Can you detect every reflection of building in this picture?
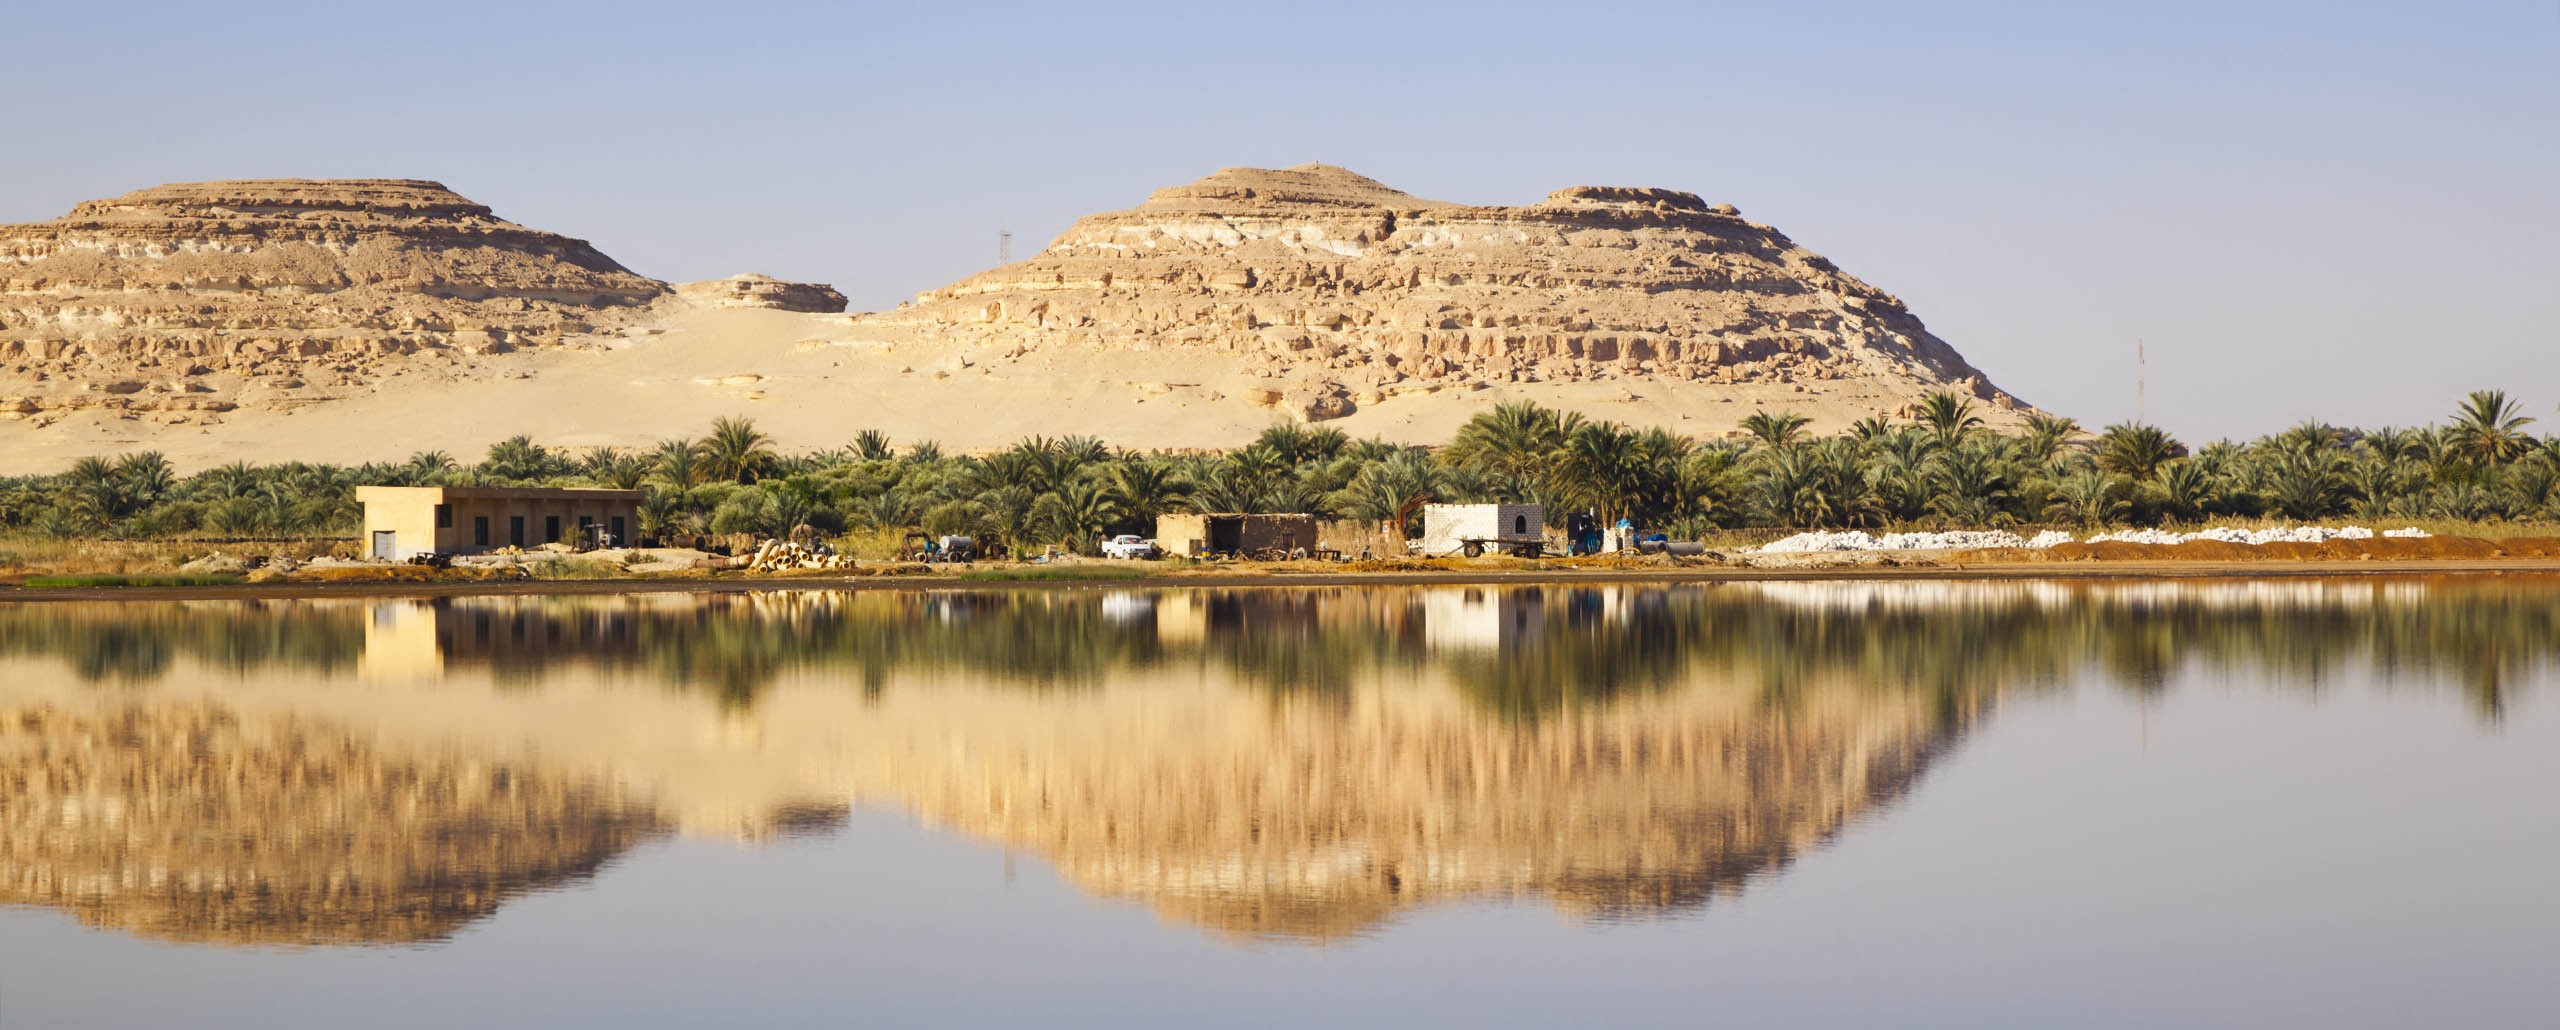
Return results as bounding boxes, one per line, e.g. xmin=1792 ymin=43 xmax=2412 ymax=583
xmin=356 ymin=485 xmax=644 ymax=559
xmin=361 ymin=600 xmax=443 ymax=679
xmin=1421 ymin=588 xmax=1546 ymax=652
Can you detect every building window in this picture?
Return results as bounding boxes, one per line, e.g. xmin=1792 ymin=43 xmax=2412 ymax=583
xmin=544 ymin=515 xmax=562 ymax=543
xmin=509 ymin=516 xmax=526 ymax=547
xmin=435 ymin=503 xmax=452 ymax=529
xmin=610 ymin=516 xmax=627 ymax=547
xmin=474 ymin=516 xmax=490 ymax=547
xmin=1514 ymin=514 xmax=1528 ymax=535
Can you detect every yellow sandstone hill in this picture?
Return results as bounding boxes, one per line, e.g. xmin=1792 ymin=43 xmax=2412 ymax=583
xmin=860 ymin=163 xmax=2022 ymax=422
xmin=0 ymin=168 xmax=2028 ymax=471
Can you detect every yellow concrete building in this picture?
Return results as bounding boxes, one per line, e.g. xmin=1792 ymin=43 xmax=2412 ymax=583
xmin=355 ymin=486 xmax=645 ymax=559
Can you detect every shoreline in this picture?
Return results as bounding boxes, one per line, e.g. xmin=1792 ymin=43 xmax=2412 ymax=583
xmin=8 ymin=557 xmax=2560 ymax=603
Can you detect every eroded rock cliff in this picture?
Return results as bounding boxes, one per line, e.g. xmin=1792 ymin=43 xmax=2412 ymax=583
xmin=0 ymin=179 xmax=666 ymax=425
xmin=855 ymin=163 xmax=2021 ymax=421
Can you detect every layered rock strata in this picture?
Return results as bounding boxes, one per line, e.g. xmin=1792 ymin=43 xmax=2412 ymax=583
xmin=856 ymin=163 xmax=2022 ymax=420
xmin=676 ymin=273 xmax=847 ymax=313
xmin=0 ymin=179 xmax=666 ymax=424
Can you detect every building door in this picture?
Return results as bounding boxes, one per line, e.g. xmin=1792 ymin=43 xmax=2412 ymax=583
xmin=474 ymin=516 xmax=490 ymax=547
xmin=370 ymin=530 xmax=397 ymax=560
xmin=610 ymin=516 xmax=627 ymax=548
xmin=509 ymin=516 xmax=526 ymax=547
xmin=545 ymin=515 xmax=562 ymax=544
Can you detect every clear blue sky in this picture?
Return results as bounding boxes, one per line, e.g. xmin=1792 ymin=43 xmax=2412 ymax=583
xmin=11 ymin=0 xmax=2554 ymax=440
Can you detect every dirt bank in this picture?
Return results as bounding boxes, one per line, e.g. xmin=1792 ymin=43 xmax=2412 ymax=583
xmin=8 ymin=551 xmax=2560 ymax=603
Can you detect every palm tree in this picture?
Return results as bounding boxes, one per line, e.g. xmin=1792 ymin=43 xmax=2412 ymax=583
xmin=2095 ymin=422 xmax=2188 ymax=481
xmin=1055 ymin=435 xmax=1113 ymax=467
xmin=2021 ymin=413 xmax=2081 ymax=464
xmin=1738 ymin=409 xmax=1812 ymax=451
xmin=403 ymin=450 xmax=458 ymax=484
xmin=1928 ymin=441 xmax=2014 ymax=526
xmin=1671 ymin=445 xmax=1745 ymax=532
xmin=2260 ymin=439 xmax=2354 ymax=519
xmin=1031 ymin=477 xmax=1123 ymax=552
xmin=2446 ymin=389 xmax=2536 ymax=466
xmin=62 ymin=456 xmax=124 ymax=529
xmin=480 ymin=435 xmax=553 ymax=483
xmin=1555 ymin=421 xmax=1647 ymax=526
xmin=1749 ymin=446 xmax=1835 ymax=527
xmin=851 ymin=429 xmax=894 ymax=462
xmin=2045 ymin=469 xmax=2132 ymax=528
xmin=651 ymin=438 xmax=705 ymax=490
xmin=1254 ymin=423 xmax=1349 ymax=466
xmin=591 ymin=454 xmax=651 ymax=490
xmin=1106 ymin=460 xmax=1192 ymax=528
xmin=115 ymin=453 xmax=175 ymax=511
xmin=1916 ymin=391 xmax=1985 ymax=449
xmin=1335 ymin=449 xmax=1446 ymax=542
xmin=1445 ymin=401 xmax=1578 ymax=497
xmin=702 ymin=416 xmax=776 ymax=483
xmin=2358 ymin=427 xmax=2424 ymax=467
xmin=1863 ymin=430 xmax=1936 ymax=523
xmin=2155 ymin=462 xmax=2213 ymax=523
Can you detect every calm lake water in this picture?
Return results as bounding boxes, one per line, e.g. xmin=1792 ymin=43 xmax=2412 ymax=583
xmin=3 ymin=577 xmax=2557 ymax=1028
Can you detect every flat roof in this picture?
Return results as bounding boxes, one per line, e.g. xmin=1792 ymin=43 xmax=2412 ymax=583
xmin=356 ymin=485 xmax=647 ymax=501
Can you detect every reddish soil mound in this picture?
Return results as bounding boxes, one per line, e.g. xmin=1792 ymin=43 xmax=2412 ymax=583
xmin=1969 ymin=536 xmax=2560 ymax=564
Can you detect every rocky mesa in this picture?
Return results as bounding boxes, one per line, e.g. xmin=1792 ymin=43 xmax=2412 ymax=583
xmin=676 ymin=273 xmax=848 ymax=313
xmin=0 ymin=179 xmax=668 ymax=424
xmin=851 ymin=163 xmax=2024 ymax=422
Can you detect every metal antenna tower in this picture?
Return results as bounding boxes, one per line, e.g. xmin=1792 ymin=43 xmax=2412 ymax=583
xmin=2137 ymin=340 xmax=2147 ymax=423
xmin=999 ymin=230 xmax=1012 ymax=264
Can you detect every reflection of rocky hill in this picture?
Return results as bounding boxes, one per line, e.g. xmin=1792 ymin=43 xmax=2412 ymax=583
xmin=10 ymin=577 xmax=2549 ymax=947
xmin=0 ymin=703 xmax=661 ymax=946
xmin=856 ymin=681 xmax=1964 ymax=941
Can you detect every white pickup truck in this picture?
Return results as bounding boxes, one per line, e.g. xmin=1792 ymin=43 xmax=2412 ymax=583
xmin=1100 ymin=534 xmax=1160 ymax=559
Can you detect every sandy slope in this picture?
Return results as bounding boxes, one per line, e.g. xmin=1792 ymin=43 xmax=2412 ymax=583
xmin=0 ymin=308 xmax=1988 ymax=473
